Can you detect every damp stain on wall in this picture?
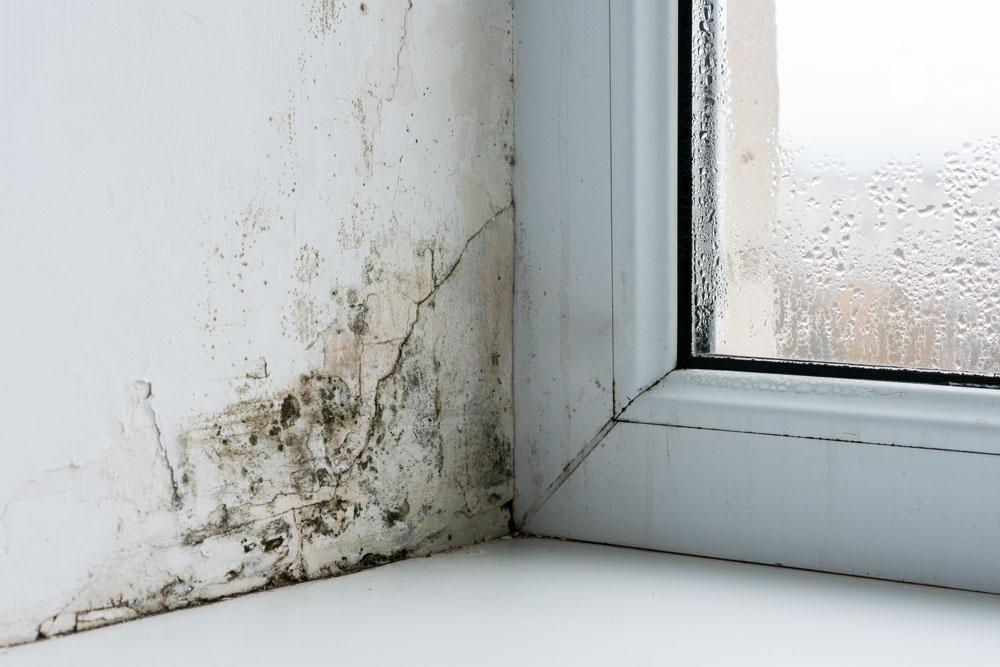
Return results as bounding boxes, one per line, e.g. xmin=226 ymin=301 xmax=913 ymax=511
xmin=0 ymin=0 xmax=514 ymax=648
xmin=32 ymin=207 xmax=513 ymax=642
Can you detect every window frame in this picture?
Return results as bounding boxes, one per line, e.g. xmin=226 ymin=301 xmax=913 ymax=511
xmin=680 ymin=1 xmax=1000 ymax=389
xmin=514 ymin=0 xmax=1000 ymax=594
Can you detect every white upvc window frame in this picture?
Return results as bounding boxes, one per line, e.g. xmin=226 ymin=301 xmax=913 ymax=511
xmin=513 ymin=0 xmax=1000 ymax=594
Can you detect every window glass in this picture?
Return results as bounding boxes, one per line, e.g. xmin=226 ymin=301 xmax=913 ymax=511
xmin=693 ymin=0 xmax=1000 ymax=375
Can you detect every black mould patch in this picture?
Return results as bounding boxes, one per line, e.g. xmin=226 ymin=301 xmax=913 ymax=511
xmin=348 ymin=300 xmax=370 ymax=336
xmin=262 ymin=536 xmax=284 ymax=552
xmin=265 ymin=569 xmax=303 ymax=589
xmin=182 ymin=504 xmax=232 ymax=547
xmin=467 ymin=424 xmax=513 ymax=492
xmin=263 ymin=517 xmax=292 ymax=550
xmin=160 ymin=578 xmax=194 ymax=599
xmin=280 ymin=394 xmax=301 ymax=428
xmin=342 ymin=549 xmax=409 ymax=574
xmin=177 ymin=372 xmax=360 ymax=507
xmin=296 ymin=497 xmax=354 ymax=541
xmin=381 ymin=499 xmax=410 ymax=527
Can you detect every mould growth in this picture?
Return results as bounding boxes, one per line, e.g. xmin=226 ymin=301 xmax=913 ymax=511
xmin=4 ymin=0 xmax=515 ymax=649
xmin=24 ymin=206 xmax=515 ymax=648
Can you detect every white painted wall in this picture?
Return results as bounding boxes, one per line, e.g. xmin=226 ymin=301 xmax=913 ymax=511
xmin=0 ymin=0 xmax=513 ymax=646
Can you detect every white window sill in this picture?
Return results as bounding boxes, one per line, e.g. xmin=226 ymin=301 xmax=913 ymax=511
xmin=4 ymin=537 xmax=998 ymax=666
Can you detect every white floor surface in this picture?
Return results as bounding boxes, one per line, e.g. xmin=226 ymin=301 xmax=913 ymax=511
xmin=3 ymin=536 xmax=1000 ymax=666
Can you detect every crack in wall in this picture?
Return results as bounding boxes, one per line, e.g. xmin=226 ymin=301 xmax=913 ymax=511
xmin=150 ymin=408 xmax=183 ymax=511
xmin=362 ymin=203 xmax=513 ymax=476
xmin=389 ymin=1 xmax=414 ymax=102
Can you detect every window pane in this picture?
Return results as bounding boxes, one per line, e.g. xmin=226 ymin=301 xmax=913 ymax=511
xmin=692 ymin=0 xmax=1000 ymax=374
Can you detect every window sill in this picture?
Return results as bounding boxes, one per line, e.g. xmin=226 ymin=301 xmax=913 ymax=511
xmin=5 ymin=537 xmax=999 ymax=666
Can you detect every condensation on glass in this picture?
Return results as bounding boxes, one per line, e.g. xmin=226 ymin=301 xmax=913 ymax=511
xmin=692 ymin=0 xmax=1000 ymax=374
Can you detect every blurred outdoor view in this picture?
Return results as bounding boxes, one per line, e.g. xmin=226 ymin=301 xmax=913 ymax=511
xmin=694 ymin=0 xmax=1000 ymax=374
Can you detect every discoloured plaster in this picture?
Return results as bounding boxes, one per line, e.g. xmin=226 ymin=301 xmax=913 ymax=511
xmin=24 ymin=208 xmax=512 ymax=644
xmin=0 ymin=0 xmax=513 ymax=648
